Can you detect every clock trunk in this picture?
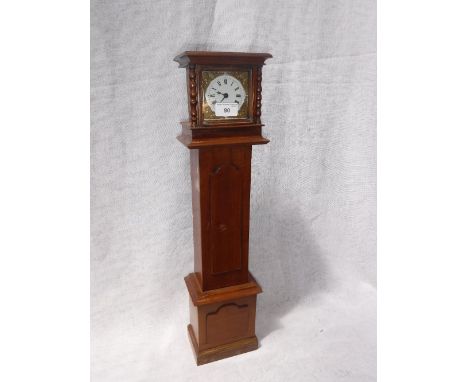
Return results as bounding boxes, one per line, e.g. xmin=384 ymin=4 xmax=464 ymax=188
xmin=191 ymin=146 xmax=252 ymax=290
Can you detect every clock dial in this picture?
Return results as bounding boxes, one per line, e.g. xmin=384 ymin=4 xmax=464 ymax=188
xmin=201 ymin=71 xmax=250 ymax=121
xmin=205 ymin=74 xmax=246 ymax=112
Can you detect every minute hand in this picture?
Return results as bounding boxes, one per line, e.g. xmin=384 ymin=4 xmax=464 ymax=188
xmin=219 ymin=92 xmax=229 ymax=102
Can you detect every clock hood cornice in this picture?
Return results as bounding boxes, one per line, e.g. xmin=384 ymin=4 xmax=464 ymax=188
xmin=174 ymin=51 xmax=272 ymax=67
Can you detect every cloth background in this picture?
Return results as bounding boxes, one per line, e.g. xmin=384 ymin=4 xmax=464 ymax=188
xmin=91 ymin=0 xmax=376 ymax=381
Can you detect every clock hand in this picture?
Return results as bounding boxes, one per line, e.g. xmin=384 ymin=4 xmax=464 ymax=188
xmin=219 ymin=93 xmax=229 ymax=102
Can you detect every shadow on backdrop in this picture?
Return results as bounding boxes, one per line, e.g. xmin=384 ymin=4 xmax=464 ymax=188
xmin=250 ymin=192 xmax=329 ymax=341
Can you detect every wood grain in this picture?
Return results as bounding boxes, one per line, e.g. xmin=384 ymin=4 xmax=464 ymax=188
xmin=184 ymin=272 xmax=262 ymax=307
xmin=188 ymin=325 xmax=259 ymax=366
xmin=190 ymin=146 xmax=252 ymax=290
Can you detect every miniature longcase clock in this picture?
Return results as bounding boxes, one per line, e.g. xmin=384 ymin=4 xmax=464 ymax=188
xmin=174 ymin=51 xmax=272 ymax=365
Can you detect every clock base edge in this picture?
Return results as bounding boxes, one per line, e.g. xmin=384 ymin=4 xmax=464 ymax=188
xmin=187 ymin=324 xmax=259 ymax=366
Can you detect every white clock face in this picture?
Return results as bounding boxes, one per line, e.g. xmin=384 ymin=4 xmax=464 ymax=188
xmin=204 ymin=74 xmax=246 ymax=112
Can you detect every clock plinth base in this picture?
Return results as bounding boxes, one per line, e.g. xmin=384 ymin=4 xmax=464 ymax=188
xmin=188 ymin=325 xmax=259 ymax=366
xmin=184 ymin=272 xmax=262 ymax=365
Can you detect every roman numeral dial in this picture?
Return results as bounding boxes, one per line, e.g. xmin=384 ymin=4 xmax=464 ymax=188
xmin=204 ymin=73 xmax=247 ymax=116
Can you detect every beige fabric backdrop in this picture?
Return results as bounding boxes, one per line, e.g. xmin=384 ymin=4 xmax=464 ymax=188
xmin=91 ymin=0 xmax=376 ymax=380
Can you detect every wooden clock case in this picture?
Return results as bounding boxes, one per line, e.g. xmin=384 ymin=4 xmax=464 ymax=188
xmin=174 ymin=51 xmax=272 ymax=365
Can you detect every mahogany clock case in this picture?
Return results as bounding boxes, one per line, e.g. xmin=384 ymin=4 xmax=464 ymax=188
xmin=175 ymin=51 xmax=272 ymax=365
